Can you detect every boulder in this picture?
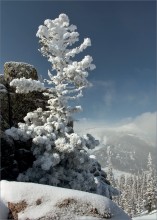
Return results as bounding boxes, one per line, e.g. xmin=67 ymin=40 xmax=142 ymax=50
xmin=1 ymin=62 xmax=48 ymax=130
xmin=1 ymin=62 xmax=45 ymax=180
xmin=1 ymin=132 xmax=16 ymax=180
xmin=0 ymin=74 xmax=7 ymax=86
xmin=1 ymin=132 xmax=35 ymax=181
xmin=4 ymin=62 xmax=38 ymax=82
xmin=9 ymin=91 xmax=48 ymax=128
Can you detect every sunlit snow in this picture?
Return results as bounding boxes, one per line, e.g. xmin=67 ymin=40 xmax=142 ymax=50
xmin=0 ymin=180 xmax=131 ymax=220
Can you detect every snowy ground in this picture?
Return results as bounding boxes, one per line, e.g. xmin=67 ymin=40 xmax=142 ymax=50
xmin=133 ymin=210 xmax=157 ymax=220
xmin=0 ymin=180 xmax=131 ymax=220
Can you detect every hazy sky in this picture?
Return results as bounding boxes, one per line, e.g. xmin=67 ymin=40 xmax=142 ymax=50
xmin=1 ymin=1 xmax=156 ymax=122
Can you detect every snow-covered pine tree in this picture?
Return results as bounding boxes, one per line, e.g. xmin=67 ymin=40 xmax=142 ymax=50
xmin=140 ymin=170 xmax=148 ymax=209
xmin=116 ymin=174 xmax=126 ymax=210
xmin=123 ymin=175 xmax=134 ymax=216
xmin=135 ymin=172 xmax=144 ymax=214
xmin=130 ymin=175 xmax=139 ymax=217
xmin=144 ymin=153 xmax=157 ymax=212
xmin=115 ymin=174 xmax=136 ymax=217
xmin=107 ymin=146 xmax=116 ymax=188
xmin=113 ymin=159 xmax=157 ymax=218
xmin=5 ymin=13 xmax=119 ymax=198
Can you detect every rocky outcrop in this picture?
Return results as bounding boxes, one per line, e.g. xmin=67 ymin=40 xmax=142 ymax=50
xmin=1 ymin=132 xmax=15 ymax=180
xmin=0 ymin=81 xmax=9 ymax=130
xmin=0 ymin=62 xmax=46 ymax=180
xmin=0 ymin=181 xmax=131 ymax=220
xmin=4 ymin=62 xmax=38 ymax=82
xmin=0 ymin=62 xmax=48 ymax=130
xmin=0 ymin=74 xmax=7 ymax=86
xmin=1 ymin=131 xmax=35 ymax=181
xmin=8 ymin=200 xmax=28 ymax=220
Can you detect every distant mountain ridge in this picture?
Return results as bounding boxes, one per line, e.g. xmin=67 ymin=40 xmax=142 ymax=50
xmin=75 ymin=124 xmax=156 ymax=174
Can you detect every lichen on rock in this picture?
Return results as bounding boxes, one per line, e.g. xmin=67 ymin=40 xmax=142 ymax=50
xmin=4 ymin=61 xmax=38 ymax=82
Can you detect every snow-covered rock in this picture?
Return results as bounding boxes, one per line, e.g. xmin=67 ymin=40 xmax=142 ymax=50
xmin=4 ymin=62 xmax=38 ymax=82
xmin=1 ymin=63 xmax=48 ymax=181
xmin=0 ymin=180 xmax=131 ymax=220
xmin=0 ymin=63 xmax=48 ymax=131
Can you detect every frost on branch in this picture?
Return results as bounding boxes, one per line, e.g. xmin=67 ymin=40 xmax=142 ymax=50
xmin=5 ymin=14 xmax=118 ymax=199
xmin=36 ymin=13 xmax=95 ymax=90
xmin=10 ymin=77 xmax=45 ymax=93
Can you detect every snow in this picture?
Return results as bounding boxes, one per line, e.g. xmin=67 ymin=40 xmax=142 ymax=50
xmin=10 ymin=77 xmax=45 ymax=93
xmin=133 ymin=210 xmax=157 ymax=220
xmin=0 ymin=180 xmax=131 ymax=220
xmin=5 ymin=61 xmax=35 ymax=68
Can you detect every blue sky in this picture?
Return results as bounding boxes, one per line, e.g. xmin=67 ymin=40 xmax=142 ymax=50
xmin=1 ymin=1 xmax=156 ymax=122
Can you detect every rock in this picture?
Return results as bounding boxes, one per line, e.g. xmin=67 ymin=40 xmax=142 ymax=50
xmin=0 ymin=83 xmax=10 ymax=131
xmin=1 ymin=132 xmax=15 ymax=180
xmin=4 ymin=62 xmax=38 ymax=82
xmin=8 ymin=201 xmax=28 ymax=220
xmin=1 ymin=132 xmax=34 ymax=181
xmin=0 ymin=83 xmax=7 ymax=93
xmin=1 ymin=62 xmax=48 ymax=130
xmin=1 ymin=181 xmax=131 ymax=220
xmin=0 ymin=74 xmax=7 ymax=86
xmin=9 ymin=91 xmax=48 ymax=128
xmin=0 ymin=62 xmax=46 ymax=181
xmin=0 ymin=76 xmax=8 ymax=131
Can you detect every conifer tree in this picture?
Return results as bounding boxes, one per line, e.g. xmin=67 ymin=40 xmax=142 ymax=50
xmin=107 ymin=146 xmax=116 ymax=187
xmin=5 ymin=14 xmax=119 ymax=198
xmin=134 ymin=173 xmax=143 ymax=215
xmin=144 ymin=153 xmax=157 ymax=212
xmin=113 ymin=159 xmax=157 ymax=217
xmin=141 ymin=170 xmax=148 ymax=207
xmin=116 ymin=174 xmax=126 ymax=210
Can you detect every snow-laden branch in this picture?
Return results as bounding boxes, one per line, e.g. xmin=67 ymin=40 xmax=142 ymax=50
xmin=36 ymin=13 xmax=96 ymax=93
xmin=10 ymin=77 xmax=45 ymax=93
xmin=65 ymin=38 xmax=91 ymax=59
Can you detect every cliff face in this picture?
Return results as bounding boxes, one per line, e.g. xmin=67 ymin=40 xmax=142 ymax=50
xmin=0 ymin=62 xmax=47 ymax=180
xmin=1 ymin=62 xmax=47 ymax=131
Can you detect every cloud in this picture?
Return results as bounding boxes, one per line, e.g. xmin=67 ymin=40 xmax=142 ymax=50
xmin=118 ymin=112 xmax=156 ymax=145
xmin=133 ymin=112 xmax=156 ymax=139
xmin=75 ymin=112 xmax=156 ymax=146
